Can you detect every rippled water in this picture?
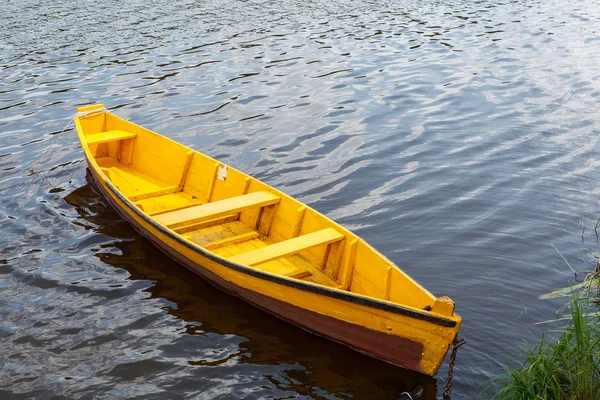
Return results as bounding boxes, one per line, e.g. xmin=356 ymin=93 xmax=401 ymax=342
xmin=3 ymin=0 xmax=600 ymax=398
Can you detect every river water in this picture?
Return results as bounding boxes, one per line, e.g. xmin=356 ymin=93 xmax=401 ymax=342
xmin=2 ymin=0 xmax=600 ymax=398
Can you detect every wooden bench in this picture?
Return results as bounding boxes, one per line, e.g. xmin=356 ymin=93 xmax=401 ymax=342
xmin=228 ymin=228 xmax=344 ymax=267
xmin=86 ymin=130 xmax=137 ymax=145
xmin=153 ymin=191 xmax=280 ymax=229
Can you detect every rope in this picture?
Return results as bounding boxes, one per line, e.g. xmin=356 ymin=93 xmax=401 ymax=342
xmin=29 ymin=107 xmax=109 ymax=175
xmin=397 ymin=384 xmax=423 ymax=400
xmin=442 ymin=337 xmax=466 ymax=400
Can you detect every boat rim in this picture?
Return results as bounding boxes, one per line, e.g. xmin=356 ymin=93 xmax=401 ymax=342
xmin=91 ymin=169 xmax=457 ymax=328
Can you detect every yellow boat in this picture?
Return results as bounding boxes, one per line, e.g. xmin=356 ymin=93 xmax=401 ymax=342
xmin=74 ymin=104 xmax=461 ymax=376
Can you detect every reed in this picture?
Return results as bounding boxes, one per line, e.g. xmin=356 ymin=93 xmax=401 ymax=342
xmin=489 ymin=276 xmax=600 ymax=399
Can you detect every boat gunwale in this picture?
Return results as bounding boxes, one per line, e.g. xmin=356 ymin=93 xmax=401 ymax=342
xmin=96 ymin=173 xmax=457 ymax=328
xmin=89 ymin=165 xmax=432 ymax=374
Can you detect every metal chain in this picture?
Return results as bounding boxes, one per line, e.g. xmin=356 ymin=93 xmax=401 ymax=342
xmin=442 ymin=337 xmax=466 ymax=400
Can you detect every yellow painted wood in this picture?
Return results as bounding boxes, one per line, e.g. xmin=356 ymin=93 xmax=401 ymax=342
xmin=243 ymin=177 xmax=251 ymax=194
xmin=97 ymin=158 xmax=168 ymax=198
xmin=211 ymin=164 xmax=249 ymax=203
xmin=148 ymin=202 xmax=200 ymax=216
xmin=207 ymin=162 xmax=219 ymax=202
xmin=127 ymin=136 xmax=135 ymax=165
xmin=292 ymin=206 xmax=306 ymax=237
xmin=184 ymin=221 xmax=254 ymax=246
xmin=285 ymin=270 xmax=312 ymax=279
xmin=229 ymin=228 xmax=344 ymax=267
xmin=258 ymin=203 xmax=278 ymax=235
xmin=331 ymin=240 xmax=346 ymax=277
xmin=74 ymin=105 xmax=462 ymax=376
xmin=203 ymin=231 xmax=260 ymax=250
xmin=136 ymin=191 xmax=202 ymax=215
xmin=320 ymin=242 xmax=332 ymax=270
xmin=100 ymin=167 xmax=112 ymax=180
xmin=177 ymin=151 xmax=194 ymax=189
xmin=432 ymin=296 xmax=455 ymax=316
xmin=384 ymin=265 xmax=393 ymax=300
xmin=153 ymin=191 xmax=280 ymax=229
xmin=172 ymin=214 xmax=238 ymax=234
xmin=129 ymin=186 xmax=179 ymax=202
xmin=86 ymin=130 xmax=137 ymax=145
xmin=181 ymin=153 xmax=215 ymax=203
xmin=340 ymin=239 xmax=358 ymax=289
xmin=77 ymin=104 xmax=106 ymax=114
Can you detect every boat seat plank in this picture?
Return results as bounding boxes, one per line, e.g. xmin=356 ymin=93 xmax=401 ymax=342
xmin=86 ymin=130 xmax=137 ymax=145
xmin=229 ymin=228 xmax=344 ymax=267
xmin=153 ymin=191 xmax=280 ymax=228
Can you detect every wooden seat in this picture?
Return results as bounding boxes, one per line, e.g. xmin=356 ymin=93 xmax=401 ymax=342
xmin=153 ymin=191 xmax=280 ymax=229
xmin=86 ymin=130 xmax=137 ymax=145
xmin=228 ymin=228 xmax=344 ymax=267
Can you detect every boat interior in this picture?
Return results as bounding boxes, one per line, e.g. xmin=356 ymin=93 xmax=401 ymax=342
xmin=76 ymin=106 xmax=454 ymax=316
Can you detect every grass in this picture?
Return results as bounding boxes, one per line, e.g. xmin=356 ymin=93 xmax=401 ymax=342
xmin=489 ymin=270 xmax=600 ymax=399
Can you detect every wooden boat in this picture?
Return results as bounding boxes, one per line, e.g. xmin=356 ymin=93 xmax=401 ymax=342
xmin=74 ymin=104 xmax=461 ymax=376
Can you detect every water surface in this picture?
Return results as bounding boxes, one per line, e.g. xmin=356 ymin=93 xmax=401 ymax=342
xmin=3 ymin=0 xmax=600 ymax=398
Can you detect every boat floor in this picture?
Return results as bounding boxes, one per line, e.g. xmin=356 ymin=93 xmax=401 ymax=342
xmin=96 ymin=157 xmax=342 ymax=289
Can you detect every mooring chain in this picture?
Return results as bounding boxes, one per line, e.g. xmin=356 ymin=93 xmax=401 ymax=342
xmin=442 ymin=337 xmax=466 ymax=400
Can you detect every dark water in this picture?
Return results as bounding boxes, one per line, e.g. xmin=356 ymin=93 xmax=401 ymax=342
xmin=3 ymin=0 xmax=600 ymax=398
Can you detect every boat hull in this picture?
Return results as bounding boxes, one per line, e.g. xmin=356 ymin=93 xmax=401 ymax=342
xmin=72 ymin=105 xmax=461 ymax=376
xmin=86 ymin=162 xmax=453 ymax=375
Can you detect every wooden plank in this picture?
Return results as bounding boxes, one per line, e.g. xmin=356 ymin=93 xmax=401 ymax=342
xmin=116 ymin=139 xmax=123 ymax=162
xmin=177 ymin=151 xmax=194 ymax=189
xmin=340 ymin=239 xmax=358 ymax=290
xmin=243 ymin=177 xmax=251 ymax=194
xmin=148 ymin=202 xmax=202 ymax=217
xmin=384 ymin=265 xmax=393 ymax=300
xmin=292 ymin=206 xmax=306 ymax=238
xmin=285 ymin=270 xmax=312 ymax=280
xmin=229 ymin=228 xmax=344 ymax=267
xmin=321 ymin=243 xmax=332 ymax=270
xmin=203 ymin=231 xmax=260 ymax=251
xmin=258 ymin=203 xmax=279 ymax=236
xmin=86 ymin=130 xmax=137 ymax=145
xmin=100 ymin=168 xmax=112 ymax=181
xmin=207 ymin=162 xmax=219 ymax=202
xmin=153 ymin=191 xmax=280 ymax=228
xmin=332 ymin=239 xmax=346 ymax=278
xmin=128 ymin=186 xmax=179 ymax=202
xmin=127 ymin=137 xmax=135 ymax=165
xmin=172 ymin=214 xmax=238 ymax=234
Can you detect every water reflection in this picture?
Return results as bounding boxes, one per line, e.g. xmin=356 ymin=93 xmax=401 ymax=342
xmin=4 ymin=0 xmax=600 ymax=397
xmin=62 ymin=173 xmax=437 ymax=399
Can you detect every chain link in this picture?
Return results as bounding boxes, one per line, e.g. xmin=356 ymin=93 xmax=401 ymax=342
xmin=442 ymin=337 xmax=466 ymax=400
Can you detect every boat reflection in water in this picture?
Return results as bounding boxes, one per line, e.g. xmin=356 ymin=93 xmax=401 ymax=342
xmin=64 ymin=177 xmax=438 ymax=399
